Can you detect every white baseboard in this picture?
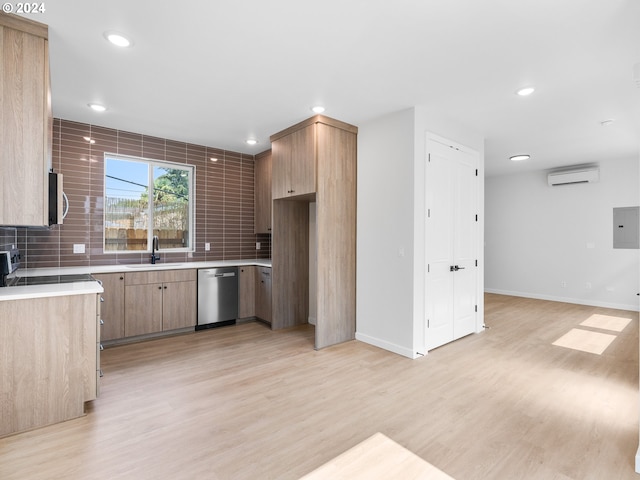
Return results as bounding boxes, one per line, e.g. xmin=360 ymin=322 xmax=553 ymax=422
xmin=355 ymin=332 xmax=417 ymax=359
xmin=484 ymin=288 xmax=640 ymax=313
xmin=636 ymin=446 xmax=640 ymax=473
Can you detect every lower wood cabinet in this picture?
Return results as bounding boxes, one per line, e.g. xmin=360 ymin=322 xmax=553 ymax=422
xmin=255 ymin=267 xmax=272 ymax=324
xmin=93 ymin=273 xmax=125 ymax=341
xmin=124 ymin=269 xmax=197 ymax=337
xmin=239 ymin=266 xmax=256 ymax=318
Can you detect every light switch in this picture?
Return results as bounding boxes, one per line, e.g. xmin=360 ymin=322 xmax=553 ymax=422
xmin=73 ymin=244 xmax=85 ymax=254
xmin=256 ymin=242 xmax=261 ymax=250
xmin=205 ymin=243 xmax=210 ymax=251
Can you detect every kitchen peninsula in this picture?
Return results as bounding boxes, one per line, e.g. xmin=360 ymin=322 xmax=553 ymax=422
xmin=0 ymin=280 xmax=103 ymax=438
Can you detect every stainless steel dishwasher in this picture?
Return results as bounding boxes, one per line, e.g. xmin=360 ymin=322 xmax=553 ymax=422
xmin=197 ymin=267 xmax=239 ymax=330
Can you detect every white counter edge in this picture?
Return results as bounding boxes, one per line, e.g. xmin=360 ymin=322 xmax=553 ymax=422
xmin=0 ymin=259 xmax=270 ymax=302
xmin=0 ymin=281 xmax=104 ymax=301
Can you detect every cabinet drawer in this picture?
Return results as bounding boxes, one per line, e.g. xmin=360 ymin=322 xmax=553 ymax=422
xmin=125 ymin=269 xmax=196 ymax=285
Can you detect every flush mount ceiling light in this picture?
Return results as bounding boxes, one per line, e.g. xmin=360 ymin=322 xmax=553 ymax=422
xmin=510 ymin=154 xmax=530 ymax=161
xmin=245 ymin=139 xmax=258 ymax=146
xmin=311 ymin=105 xmax=325 ymax=114
xmin=104 ymin=31 xmax=133 ymax=48
xmin=600 ymin=119 xmax=615 ymax=126
xmin=516 ymin=87 xmax=535 ymax=96
xmin=87 ymin=103 xmax=107 ymax=112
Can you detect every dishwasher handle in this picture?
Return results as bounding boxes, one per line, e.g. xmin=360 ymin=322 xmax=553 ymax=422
xmin=213 ymin=272 xmax=236 ymax=278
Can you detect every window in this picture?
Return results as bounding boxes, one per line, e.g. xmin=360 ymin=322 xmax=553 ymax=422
xmin=104 ymin=154 xmax=194 ymax=253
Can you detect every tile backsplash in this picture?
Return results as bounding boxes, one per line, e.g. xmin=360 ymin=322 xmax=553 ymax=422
xmin=16 ymin=119 xmax=270 ymax=269
xmin=0 ymin=227 xmax=17 ymax=254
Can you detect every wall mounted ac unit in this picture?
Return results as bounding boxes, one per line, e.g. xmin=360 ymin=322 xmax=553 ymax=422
xmin=547 ymin=166 xmax=599 ymax=186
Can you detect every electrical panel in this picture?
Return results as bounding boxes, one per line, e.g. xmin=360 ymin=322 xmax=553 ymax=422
xmin=613 ymin=206 xmax=639 ymax=249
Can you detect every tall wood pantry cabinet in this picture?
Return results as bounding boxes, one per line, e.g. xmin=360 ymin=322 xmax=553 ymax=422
xmin=270 ymin=115 xmax=357 ymax=349
xmin=0 ymin=13 xmax=52 ymax=226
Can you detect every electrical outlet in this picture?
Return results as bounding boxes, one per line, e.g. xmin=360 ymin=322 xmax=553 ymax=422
xmin=205 ymin=243 xmax=210 ymax=251
xmin=73 ymin=244 xmax=85 ymax=254
xmin=585 ymin=282 xmax=592 ymax=289
xmin=256 ymin=242 xmax=261 ymax=250
xmin=561 ymin=281 xmax=567 ymax=288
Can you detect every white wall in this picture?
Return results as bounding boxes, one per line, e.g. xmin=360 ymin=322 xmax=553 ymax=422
xmin=485 ymin=157 xmax=640 ymax=312
xmin=356 ymin=106 xmax=485 ymax=358
xmin=356 ymin=108 xmax=416 ymax=357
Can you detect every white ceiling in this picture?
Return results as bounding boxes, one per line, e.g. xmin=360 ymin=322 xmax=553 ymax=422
xmin=16 ymin=0 xmax=640 ymax=176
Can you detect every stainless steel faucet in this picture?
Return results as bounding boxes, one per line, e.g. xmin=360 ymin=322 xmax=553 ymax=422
xmin=151 ymin=235 xmax=160 ymax=264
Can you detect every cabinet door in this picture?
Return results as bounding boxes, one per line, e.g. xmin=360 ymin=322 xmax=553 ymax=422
xmin=255 ymin=267 xmax=272 ymax=324
xmin=272 ymin=125 xmax=315 ymax=199
xmin=272 ymin=136 xmax=292 ymax=200
xmin=254 ymin=151 xmax=272 ymax=234
xmin=0 ymin=20 xmax=50 ymax=226
xmin=238 ymin=266 xmax=256 ymax=318
xmin=162 ymin=280 xmax=196 ymax=331
xmin=93 ymin=273 xmax=125 ymax=341
xmin=124 ymin=284 xmax=163 ymax=337
xmin=289 ymin=125 xmax=316 ymax=196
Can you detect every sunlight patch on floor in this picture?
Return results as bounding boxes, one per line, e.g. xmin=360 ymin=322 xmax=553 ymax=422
xmin=552 ymin=328 xmax=617 ymax=355
xmin=579 ymin=314 xmax=632 ymax=333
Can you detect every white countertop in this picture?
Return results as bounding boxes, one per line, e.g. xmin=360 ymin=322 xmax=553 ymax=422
xmin=0 ymin=259 xmax=271 ymax=302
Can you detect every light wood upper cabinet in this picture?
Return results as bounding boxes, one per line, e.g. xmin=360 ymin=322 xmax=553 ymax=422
xmin=0 ymin=14 xmax=51 ymax=226
xmin=93 ymin=273 xmax=125 ymax=341
xmin=254 ymin=150 xmax=272 ymax=234
xmin=272 ymin=124 xmax=316 ymax=199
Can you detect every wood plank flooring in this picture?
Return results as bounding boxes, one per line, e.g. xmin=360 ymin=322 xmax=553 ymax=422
xmin=0 ymin=294 xmax=638 ymax=479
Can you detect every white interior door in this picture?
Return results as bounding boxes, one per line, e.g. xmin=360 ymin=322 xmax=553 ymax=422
xmin=425 ymin=135 xmax=478 ymax=351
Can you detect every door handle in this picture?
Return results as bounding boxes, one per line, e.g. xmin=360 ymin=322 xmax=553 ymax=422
xmin=451 ymin=265 xmax=465 ymax=271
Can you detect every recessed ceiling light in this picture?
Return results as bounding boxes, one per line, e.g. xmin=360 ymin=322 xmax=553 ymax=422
xmin=83 ymin=136 xmax=96 ymax=144
xmin=210 ymin=157 xmax=218 ymax=162
xmin=311 ymin=105 xmax=325 ymax=114
xmin=104 ymin=31 xmax=133 ymax=48
xmin=246 ymin=139 xmax=258 ymax=146
xmin=510 ymin=154 xmax=530 ymax=161
xmin=516 ymin=87 xmax=535 ymax=96
xmin=88 ymin=103 xmax=107 ymax=112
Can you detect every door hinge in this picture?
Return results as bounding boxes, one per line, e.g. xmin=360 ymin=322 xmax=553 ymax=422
xmin=427 ymin=264 xmax=430 ymax=273
xmin=427 ymin=319 xmax=430 ymax=328
xmin=475 ymin=214 xmax=478 ymax=222
xmin=475 ymin=305 xmax=478 ymax=313
xmin=475 ymin=259 xmax=478 ymax=267
xmin=428 ymin=208 xmax=431 ymax=218
xmin=475 ymin=169 xmax=478 ymax=176
xmin=428 ymin=153 xmax=431 ymax=162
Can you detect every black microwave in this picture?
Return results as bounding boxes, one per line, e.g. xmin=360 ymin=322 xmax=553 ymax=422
xmin=48 ymin=171 xmax=64 ymax=226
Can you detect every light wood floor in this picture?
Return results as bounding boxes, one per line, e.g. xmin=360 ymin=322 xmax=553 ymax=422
xmin=1 ymin=294 xmax=638 ymax=479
